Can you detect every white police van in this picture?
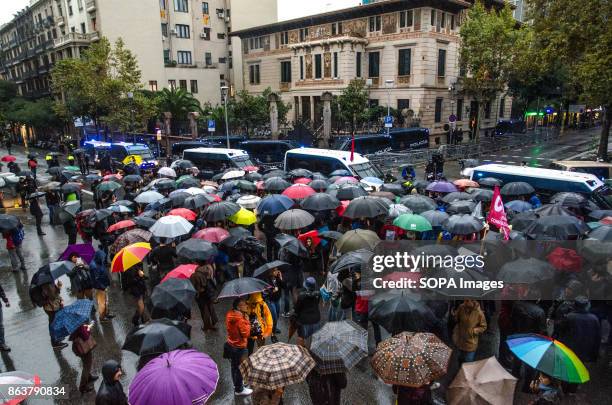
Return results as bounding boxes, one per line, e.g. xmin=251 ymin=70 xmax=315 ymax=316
xmin=284 ymin=148 xmax=383 ymax=179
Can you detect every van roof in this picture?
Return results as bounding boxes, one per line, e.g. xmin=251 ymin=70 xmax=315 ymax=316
xmin=183 ymin=147 xmax=249 ymax=156
xmin=84 ymin=141 xmax=111 ymax=147
xmin=286 ymin=148 xmax=370 ymax=165
xmin=240 ymin=140 xmax=296 ymax=144
xmin=553 ymin=160 xmax=612 ymax=168
xmin=472 ymin=164 xmax=604 ymax=187
xmin=112 ymin=142 xmax=148 ymax=148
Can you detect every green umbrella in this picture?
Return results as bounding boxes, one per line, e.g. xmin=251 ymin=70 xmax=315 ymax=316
xmin=64 ymin=166 xmax=81 ymax=172
xmin=97 ymin=181 xmax=122 ymax=193
xmin=393 ymin=214 xmax=432 ymax=232
xmin=335 ymin=229 xmax=380 ymax=254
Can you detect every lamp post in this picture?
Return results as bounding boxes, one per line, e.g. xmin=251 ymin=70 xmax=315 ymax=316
xmin=127 ymin=91 xmax=136 ymax=143
xmin=384 ymin=79 xmax=394 ymax=136
xmin=221 ymin=86 xmax=230 ymax=148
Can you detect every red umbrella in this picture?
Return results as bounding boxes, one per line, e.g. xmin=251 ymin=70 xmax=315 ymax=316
xmin=161 ymin=264 xmax=197 ymax=283
xmin=1 ymin=155 xmax=16 ymax=162
xmin=298 ymin=230 xmax=321 ymax=248
xmin=334 ymin=176 xmax=358 ymax=185
xmin=107 ymin=220 xmax=136 ymax=233
xmin=243 ymin=165 xmax=259 ymax=172
xmin=282 ymin=184 xmax=316 ymax=200
xmin=294 ymin=177 xmax=312 ymax=185
xmin=600 ymin=216 xmax=612 ymax=225
xmin=167 ymin=208 xmax=197 ymax=221
xmin=192 ymin=227 xmax=230 ymax=243
xmin=103 ymin=173 xmax=123 ymax=181
xmin=547 ymin=247 xmax=582 ymax=273
xmin=336 ymin=200 xmax=350 ymax=216
xmin=209 ymin=194 xmax=222 ymax=202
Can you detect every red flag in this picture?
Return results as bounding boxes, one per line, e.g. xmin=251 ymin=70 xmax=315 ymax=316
xmin=350 ymin=132 xmax=355 ymax=162
xmin=486 ymin=185 xmax=510 ymax=239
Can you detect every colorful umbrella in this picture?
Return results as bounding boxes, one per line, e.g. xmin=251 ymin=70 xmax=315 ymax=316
xmin=167 ymin=208 xmax=197 ymax=221
xmin=506 ymin=334 xmax=590 ymax=384
xmin=282 ymin=184 xmax=316 ymax=200
xmin=393 ymin=214 xmax=432 ymax=232
xmin=1 ymin=155 xmax=16 ymax=162
xmin=228 ymin=207 xmax=257 ymax=226
xmin=0 ymin=371 xmax=41 ymax=405
xmin=161 ymin=264 xmax=198 ymax=283
xmin=293 ymin=177 xmax=312 ymax=185
xmin=129 ymin=349 xmax=218 ymax=405
xmin=426 ymin=181 xmax=458 ymax=193
xmin=58 ymin=243 xmax=95 ymax=265
xmin=453 ymin=179 xmax=479 ymax=189
xmin=257 ymin=194 xmax=295 ymax=216
xmin=192 ymin=227 xmax=230 ymax=243
xmin=109 ymin=229 xmax=152 ymax=257
xmin=111 ymin=242 xmax=152 ymax=273
xmin=107 ymin=219 xmax=136 ymax=233
xmin=123 ymin=155 xmax=143 ymax=165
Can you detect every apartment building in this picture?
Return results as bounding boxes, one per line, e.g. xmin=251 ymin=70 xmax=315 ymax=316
xmin=232 ymin=0 xmax=512 ymax=144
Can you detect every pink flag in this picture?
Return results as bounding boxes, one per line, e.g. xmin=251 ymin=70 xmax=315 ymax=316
xmin=487 ymin=185 xmax=510 ymax=240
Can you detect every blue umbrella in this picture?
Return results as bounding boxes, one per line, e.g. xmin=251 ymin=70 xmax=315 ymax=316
xmin=50 ymin=299 xmax=94 ymax=342
xmin=505 ymin=200 xmax=533 ymax=213
xmin=257 ymin=195 xmax=294 ymax=216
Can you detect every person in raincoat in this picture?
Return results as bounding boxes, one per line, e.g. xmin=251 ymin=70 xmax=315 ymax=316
xmin=90 ymin=250 xmax=114 ymax=322
xmin=190 ymin=260 xmax=218 ymax=332
xmin=29 ymin=194 xmax=45 ymax=235
xmin=95 ymin=360 xmax=127 ymax=405
xmin=245 ymin=292 xmax=273 ymax=354
xmin=452 ymin=299 xmax=487 ymax=364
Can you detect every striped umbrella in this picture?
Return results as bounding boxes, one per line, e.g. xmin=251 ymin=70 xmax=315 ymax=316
xmin=111 ymin=242 xmax=151 ymax=273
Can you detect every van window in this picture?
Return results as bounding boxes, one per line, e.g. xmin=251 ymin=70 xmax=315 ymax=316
xmin=286 ymin=153 xmax=346 ymax=175
xmin=390 ymin=129 xmax=429 ymax=150
xmin=184 ymin=151 xmax=233 ymax=172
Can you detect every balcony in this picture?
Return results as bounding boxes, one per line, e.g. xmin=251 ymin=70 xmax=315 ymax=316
xmin=86 ymin=0 xmax=97 ymax=13
xmin=53 ymin=32 xmax=91 ymax=48
xmin=87 ymin=31 xmax=100 ymax=41
xmin=56 ymin=16 xmax=65 ymax=26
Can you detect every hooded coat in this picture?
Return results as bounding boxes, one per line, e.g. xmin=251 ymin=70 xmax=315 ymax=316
xmin=246 ymin=292 xmax=273 ymax=338
xmin=95 ymin=360 xmax=127 ymax=405
xmin=90 ymin=250 xmax=110 ymax=291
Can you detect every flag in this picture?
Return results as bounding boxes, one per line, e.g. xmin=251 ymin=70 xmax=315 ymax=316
xmin=350 ymin=132 xmax=355 ymax=162
xmin=486 ymin=186 xmax=510 ymax=240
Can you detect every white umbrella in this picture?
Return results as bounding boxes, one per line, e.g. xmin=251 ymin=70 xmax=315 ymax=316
xmin=388 ymin=204 xmax=411 ymax=218
xmin=158 ymin=167 xmax=177 ymax=178
xmin=134 ymin=191 xmax=165 ymax=204
xmin=237 ymin=195 xmax=261 ymax=210
xmin=203 ymin=185 xmax=218 ymax=193
xmin=222 ymin=170 xmax=245 ymax=180
xmin=184 ymin=187 xmax=206 ymax=195
xmin=150 ymin=215 xmax=194 ymax=239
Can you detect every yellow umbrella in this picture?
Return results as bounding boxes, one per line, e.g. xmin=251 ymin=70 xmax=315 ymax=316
xmin=111 ymin=242 xmax=151 ymax=273
xmin=228 ymin=207 xmax=257 ymax=226
xmin=123 ymin=155 xmax=143 ymax=165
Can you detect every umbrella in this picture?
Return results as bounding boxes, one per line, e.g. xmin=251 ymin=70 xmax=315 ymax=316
xmin=257 ymin=194 xmax=294 ymax=216
xmin=469 ymin=188 xmax=494 ymax=202
xmin=245 ymin=172 xmax=263 ymax=182
xmin=426 ymin=181 xmax=458 ymax=193
xmin=310 ymin=320 xmax=368 ymax=374
xmin=236 ymin=195 xmax=261 ymax=210
xmin=146 ymin=197 xmax=173 ymax=212
xmin=388 ymin=204 xmax=411 ymax=218
xmin=400 ymin=195 xmax=437 ymax=213
xmin=112 ymin=199 xmax=136 ymax=208
xmin=274 ymin=209 xmax=315 ymax=230
xmin=135 ymin=191 xmax=164 ymax=204
xmin=50 ymin=299 xmax=94 ymax=342
xmin=448 ymin=356 xmax=517 ymax=405
xmin=0 ymin=371 xmax=42 ymax=404
xmin=427 ymin=267 xmax=499 ymax=298
xmin=203 ymin=201 xmax=241 ymax=222
xmin=176 ymin=239 xmax=218 ymax=262
xmin=171 ymin=160 xmax=194 ymax=170
xmin=0 ymin=214 xmax=20 ymax=232
xmin=103 ymin=173 xmax=123 ymax=182
xmin=478 ymin=177 xmax=503 ymax=187
xmin=110 ymin=229 xmax=153 ymax=256
xmin=107 ymin=204 xmax=132 ymax=214
xmin=217 ymin=277 xmax=271 ymax=299
xmin=506 ymin=334 xmax=590 ymax=384
xmin=550 ymin=192 xmax=587 ymax=208
xmin=228 ymin=207 xmax=257 ymax=226
xmin=442 ymin=192 xmax=473 ymax=203
xmin=123 ymin=174 xmax=143 ymax=183
xmin=59 ymin=200 xmax=81 ymax=218
xmin=1 ymin=155 xmax=16 ymax=162
xmin=275 ymin=234 xmax=309 ymax=257
xmin=443 ymin=214 xmax=484 ymax=235
xmin=264 ymin=177 xmax=291 ymax=192
xmin=369 ymin=292 xmax=440 ymax=334
xmin=497 ymin=258 xmax=554 ymax=283
xmin=39 ymin=181 xmax=61 ymax=191
xmin=168 ymin=190 xmax=190 ymax=208
xmin=588 ymin=209 xmax=612 ymax=220
xmin=282 ymin=184 xmax=316 ymax=200
xmin=454 ymin=179 xmax=479 ymax=189
xmin=47 ymin=166 xmax=63 ymax=175
xmin=501 ymin=181 xmax=535 ymax=196
xmin=301 ymin=193 xmax=340 ymax=211
xmin=184 ymin=194 xmax=215 ymax=210
xmin=150 ymin=278 xmax=196 ymax=320
xmin=335 ymin=176 xmax=359 ymax=186
xmin=524 ymin=215 xmax=589 ymax=239
xmin=447 ymin=200 xmax=477 ymax=215
xmin=161 ymin=264 xmax=198 ymax=283
xmin=61 ymin=182 xmax=82 ymax=193
xmin=381 ymin=183 xmax=406 ymax=196
xmin=176 ymin=176 xmax=200 ymax=189
xmin=167 ymin=208 xmax=197 ymax=221
xmin=240 ymin=343 xmax=315 ymax=390
xmin=293 ymin=177 xmax=312 ymax=185
xmin=289 ymin=168 xmax=313 ymax=179
xmin=133 ymin=216 xmax=157 ymax=229
xmin=193 ymin=227 xmax=229 ymax=243
xmin=421 ymin=210 xmax=450 ymax=227
xmin=310 ymin=179 xmax=329 ymax=191
xmin=155 ymin=178 xmax=177 ymax=192
xmin=329 ymin=249 xmax=374 ymax=274
xmin=371 ymin=332 xmax=451 ymax=387
xmin=221 ymin=170 xmax=245 ymax=180
xmin=42 ymin=260 xmax=75 ymax=280
xmin=128 ymin=349 xmax=218 ymax=405
xmin=504 ymin=200 xmax=533 ymax=213
xmin=370 ymin=191 xmax=396 ymax=201
xmin=510 ymin=211 xmax=539 ymax=232
xmin=107 ymin=219 xmax=136 ymax=233
xmin=158 ymin=167 xmax=177 ymax=178
xmin=253 ymin=260 xmax=290 ymax=278
xmin=111 ymin=242 xmax=152 ymax=273
xmin=58 ymin=243 xmax=96 ymax=265
xmin=150 ymin=216 xmax=193 ymax=239
xmin=393 ymin=214 xmax=432 ymax=232
xmin=335 ymin=184 xmax=368 ymax=201
xmin=27 ymin=191 xmax=46 ymax=199
xmin=122 ymin=318 xmax=191 ymax=356
xmin=262 ymin=169 xmax=287 ymax=180
xmin=97 ymin=181 xmax=122 ymax=193
xmin=343 ymin=196 xmax=388 ymax=218
xmin=335 ymin=229 xmax=380 ymax=253
xmin=588 ymin=225 xmax=612 ymax=241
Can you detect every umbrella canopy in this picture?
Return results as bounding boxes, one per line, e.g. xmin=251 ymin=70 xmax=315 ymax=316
xmin=44 ymin=260 xmax=76 ymax=280
xmin=329 ymin=249 xmax=373 ymax=274
xmin=442 ymin=192 xmax=474 ymax=203
xmin=107 ymin=219 xmax=136 ymax=233
xmin=112 ymin=199 xmax=136 ymax=208
xmin=184 ymin=194 xmax=215 ymax=210
xmin=129 ymin=349 xmax=218 ymax=405
xmin=61 ymin=182 xmax=82 ymax=194
xmin=110 ymin=229 xmax=152 ymax=257
xmin=550 ymin=192 xmax=588 ymax=208
xmin=478 ymin=177 xmax=503 ymax=187
xmin=501 ymin=181 xmax=535 ymax=196
xmin=168 ymin=190 xmax=190 ymax=208
xmin=509 ymin=211 xmax=539 ymax=232
xmin=264 ymin=176 xmax=291 ymax=193
xmin=1 ymin=155 xmax=16 ymax=162
xmin=282 ymin=184 xmax=316 ymax=200
xmin=454 ymin=179 xmax=479 ymax=189
xmin=343 ymin=196 xmax=388 ymax=218
xmin=123 ymin=174 xmax=144 ymax=184
xmin=335 ymin=184 xmax=369 ymax=201
xmin=469 ymin=188 xmax=494 ymax=202
xmin=0 ymin=371 xmax=42 ymax=404
xmin=240 ymin=343 xmax=315 ymax=390
xmin=58 ymin=243 xmax=95 ymax=265
xmin=289 ymin=168 xmax=313 ymax=179
xmin=275 ymin=234 xmax=309 ymax=257
xmin=97 ymin=181 xmax=122 ymax=193
xmin=133 ymin=216 xmax=157 ymax=229
xmin=588 ymin=209 xmax=612 ymax=220
xmin=167 ymin=208 xmax=197 ymax=221
xmin=420 ymin=210 xmax=450 ymax=227
xmin=27 ymin=191 xmax=46 ymax=199
xmin=388 ymin=204 xmax=411 ymax=219
xmin=150 ymin=216 xmax=194 ymax=239
xmin=371 ymin=332 xmax=451 ymax=387
xmin=257 ymin=194 xmax=294 ymax=216
xmin=427 ymin=267 xmax=499 ymax=298
xmin=497 ymin=258 xmax=554 ymax=284
xmin=524 ymin=215 xmax=589 ymax=239
xmin=335 ymin=176 xmax=359 ymax=186
xmin=426 ymin=181 xmax=458 ymax=193
xmin=448 ymin=356 xmax=517 ymax=405
xmin=588 ymin=225 xmax=612 ymax=241
xmin=369 ymin=293 xmax=439 ymax=334
xmin=154 ymin=178 xmax=177 ymax=192
xmin=236 ymin=195 xmax=261 ymax=210
xmin=221 ymin=170 xmax=245 ymax=180
xmin=274 ymin=209 xmax=315 ymax=230
xmin=151 ymin=278 xmax=196 ymax=319
xmin=158 ymin=167 xmax=177 ymax=178
xmin=59 ymin=201 xmax=81 ymax=219
xmin=0 ymin=214 xmax=20 ymax=232
xmin=310 ymin=320 xmax=368 ymax=374
xmin=310 ymin=179 xmax=329 ymax=191
xmin=176 ymin=176 xmax=200 ymax=189
xmin=39 ymin=181 xmax=61 ymax=191
xmin=161 ymin=264 xmax=198 ymax=283
xmin=122 ymin=318 xmax=191 ymax=356
xmin=400 ymin=195 xmax=437 ymax=213
xmin=50 ymin=299 xmax=94 ymax=342
xmin=176 ymin=239 xmax=218 ymax=262
xmin=443 ymin=214 xmax=484 ymax=235
xmin=330 ymin=169 xmax=351 ymax=177
xmin=381 ymin=183 xmax=405 ymax=196
xmin=217 ymin=277 xmax=271 ymax=299
xmin=203 ymin=201 xmax=241 ymax=222
xmin=171 ymin=160 xmax=194 ymax=170
xmin=447 ymin=200 xmax=477 ymax=215
xmin=393 ymin=214 xmax=432 ymax=232
xmin=301 ymin=193 xmax=340 ymax=211
xmin=228 ymin=207 xmax=257 ymax=226
xmin=504 ymin=200 xmax=533 ymax=213
xmin=135 ymin=191 xmax=165 ymax=204
xmin=335 ymin=229 xmax=380 ymax=254
xmin=506 ymin=334 xmax=590 ymax=384
xmin=111 ymin=242 xmax=152 ymax=273
xmin=192 ymin=227 xmax=229 ymax=243
xmin=253 ymin=260 xmax=290 ymax=278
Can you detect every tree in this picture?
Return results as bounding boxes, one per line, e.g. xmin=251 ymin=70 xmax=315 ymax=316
xmin=336 ymin=79 xmax=369 ymax=133
xmin=157 ymin=88 xmax=201 ymax=135
xmin=459 ymin=1 xmax=522 ymax=139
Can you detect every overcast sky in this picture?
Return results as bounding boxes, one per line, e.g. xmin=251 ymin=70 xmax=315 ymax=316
xmin=0 ymin=0 xmax=30 ymax=26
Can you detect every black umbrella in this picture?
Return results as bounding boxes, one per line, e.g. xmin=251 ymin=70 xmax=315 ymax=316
xmin=312 ymin=172 xmax=328 ymax=181
xmin=27 ymin=191 xmax=46 ymax=199
xmin=343 ymin=196 xmax=387 ymax=218
xmin=262 ymin=169 xmax=287 ymax=180
xmin=446 ymin=200 xmax=476 ymax=215
xmin=400 ymin=195 xmax=437 ymax=214
xmin=204 ymin=201 xmax=240 ymax=222
xmin=84 ymin=174 xmax=103 ymax=183
xmin=335 ymin=185 xmax=368 ymax=201
xmin=92 ymin=209 xmax=114 ymax=223
xmin=288 ymin=168 xmax=313 ymax=179
xmin=134 ymin=216 xmax=157 ymax=229
xmin=478 ymin=177 xmax=503 ymax=187
xmin=176 ymin=177 xmax=200 ymax=189
xmin=500 ymin=181 xmax=534 ymax=196
xmin=173 ymin=160 xmax=194 ymax=170
xmin=176 ymin=239 xmax=218 ymax=262
xmin=61 ymin=182 xmax=81 ymax=194
xmin=329 ymin=249 xmax=373 ymax=274
xmin=420 ymin=210 xmax=450 ymax=227
xmin=510 ymin=211 xmax=539 ymax=232
xmin=123 ymin=174 xmax=143 ymax=184
xmin=184 ymin=194 xmax=215 ymax=210
xmin=319 ymin=230 xmax=344 ymax=240
xmin=412 ymin=180 xmax=431 ymax=192
xmin=217 ymin=277 xmax=271 ymax=299
xmin=468 ymin=188 xmax=494 ymax=202
xmin=524 ymin=215 xmax=589 ymax=239
xmin=264 ymin=177 xmax=291 ymax=192
xmin=589 ymin=210 xmax=612 ymax=220
xmin=122 ymin=318 xmax=191 ymax=356
xmin=245 ymin=172 xmax=262 ymax=182
xmin=229 ymin=226 xmax=251 ymax=237
xmin=155 ymin=178 xmax=177 ymax=192
xmin=497 ymin=258 xmax=554 ymax=283
xmin=47 ymin=166 xmax=63 ymax=175
xmin=330 ymin=169 xmax=351 ymax=177
xmin=0 ymin=214 xmax=20 ymax=232
xmin=274 ymin=209 xmax=314 ymax=230
xmin=146 ymin=197 xmax=173 ymax=212
xmin=443 ymin=214 xmax=484 ymax=235
xmin=275 ymin=233 xmax=309 ymax=257
xmin=168 ymin=190 xmax=190 ymax=208
xmin=150 ymin=278 xmax=196 ymax=320
xmin=369 ymin=292 xmax=439 ymax=335
xmin=588 ymin=225 xmax=612 ymax=241
xmin=442 ymin=192 xmax=473 ymax=203
xmin=310 ymin=179 xmax=329 ymax=192
xmin=380 ymin=183 xmax=405 ymax=196
xmin=534 ymin=204 xmax=573 ymax=217
xmin=550 ymin=192 xmax=588 ymax=208
xmin=301 ymin=193 xmax=340 ymax=211
xmin=253 ymin=260 xmax=290 ymax=278
xmin=29 ymin=267 xmax=54 ymax=307
xmin=234 ymin=180 xmax=257 ymax=192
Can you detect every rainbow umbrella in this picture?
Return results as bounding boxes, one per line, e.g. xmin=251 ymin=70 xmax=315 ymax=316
xmin=506 ymin=334 xmax=590 ymax=384
xmin=228 ymin=207 xmax=257 ymax=226
xmin=111 ymin=242 xmax=151 ymax=273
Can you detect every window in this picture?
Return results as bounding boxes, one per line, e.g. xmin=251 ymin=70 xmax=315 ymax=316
xmin=177 ymin=50 xmax=192 ymax=65
xmin=190 ymin=80 xmax=198 ymax=93
xmin=299 ymin=28 xmax=309 ymax=42
xmin=456 ymin=99 xmax=463 ymax=121
xmin=69 ymin=6 xmax=73 ymax=16
xmin=369 ymin=15 xmax=381 ymax=32
xmin=437 ymin=49 xmax=446 ymax=77
xmin=450 ymin=15 xmax=455 ymax=30
xmin=163 ymin=49 xmax=170 ymax=63
xmin=202 ymin=2 xmax=209 ymax=14
xmin=205 ymin=52 xmax=212 ymax=65
xmin=179 ymin=80 xmax=187 ymax=90
xmin=168 ymin=79 xmax=176 ymax=90
xmin=499 ymin=97 xmax=505 ymax=118
xmin=368 ymin=52 xmax=380 ymax=78
xmin=219 ymin=57 xmax=227 ymax=63
xmin=249 ymin=37 xmax=262 ymax=50
xmin=281 ymin=61 xmax=291 ymax=83
xmin=331 ymin=22 xmax=342 ymax=35
xmin=434 ymin=98 xmax=443 ymax=123
xmin=399 ymin=10 xmax=413 ymax=28
xmin=217 ymin=33 xmax=226 ymax=39
xmin=440 ymin=13 xmax=446 ymax=28
xmin=397 ymin=99 xmax=410 ymax=111
xmin=149 ymin=80 xmax=158 ymax=91
xmin=314 ymin=54 xmax=322 ymax=79
xmin=280 ymin=31 xmax=289 ymax=46
xmin=161 ymin=23 xmax=168 ymax=37
xmin=249 ymin=64 xmax=260 ymax=84
xmin=333 ymin=52 xmax=338 ymax=78
xmin=80 ymin=23 xmax=86 ymax=34
xmin=175 ymin=0 xmax=188 ymax=12
xmin=430 ymin=9 xmax=436 ymax=26
xmin=202 ymin=28 xmax=211 ymax=40
xmin=176 ymin=24 xmax=190 ymax=38
xmin=485 ymin=101 xmax=491 ymax=119
xmin=398 ymin=48 xmax=411 ymax=76
xmin=356 ymin=52 xmax=362 ymax=78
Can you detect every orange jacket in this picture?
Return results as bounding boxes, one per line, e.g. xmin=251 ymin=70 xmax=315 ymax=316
xmin=225 ymin=309 xmax=251 ymax=348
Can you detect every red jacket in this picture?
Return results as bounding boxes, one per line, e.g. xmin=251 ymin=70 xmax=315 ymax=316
xmin=225 ymin=310 xmax=251 ymax=348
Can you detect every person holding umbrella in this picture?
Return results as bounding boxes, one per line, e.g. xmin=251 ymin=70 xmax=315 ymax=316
xmin=90 ymin=250 xmax=115 ymax=322
xmin=529 ymin=372 xmax=561 ymax=404
xmin=29 ymin=193 xmax=45 ymax=235
xmin=452 ymin=299 xmax=487 ymax=364
xmin=224 ymin=297 xmax=253 ymax=396
xmin=45 ymin=190 xmax=60 ymax=225
xmin=3 ymin=222 xmax=26 ymax=272
xmin=69 ymin=318 xmax=97 ymax=393
xmin=124 ymin=264 xmax=149 ymax=326
xmin=96 ymin=360 xmax=127 ymax=405
xmin=148 ymin=238 xmax=177 ymax=286
xmin=40 ymin=281 xmax=68 ymax=350
xmin=190 ymin=259 xmax=218 ymax=332
xmin=67 ymin=253 xmax=94 ymax=300
xmin=63 ymin=214 xmax=79 ymax=245
xmin=293 ymin=277 xmax=321 ymax=347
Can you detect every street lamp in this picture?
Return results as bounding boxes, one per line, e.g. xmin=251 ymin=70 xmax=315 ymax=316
xmin=220 ymin=86 xmax=230 ymax=148
xmin=384 ymin=79 xmax=394 ymax=136
xmin=127 ymin=91 xmax=136 ymax=144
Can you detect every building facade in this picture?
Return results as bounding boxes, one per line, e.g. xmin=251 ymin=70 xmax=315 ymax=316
xmin=232 ymin=0 xmax=512 ymax=145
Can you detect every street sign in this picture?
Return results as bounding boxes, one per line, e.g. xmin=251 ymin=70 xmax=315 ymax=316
xmin=384 ymin=115 xmax=393 ymax=128
xmin=448 ymin=114 xmax=457 ymax=123
xmin=207 ymin=119 xmax=216 ymax=132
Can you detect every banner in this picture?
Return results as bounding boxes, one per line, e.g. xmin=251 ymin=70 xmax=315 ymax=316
xmin=486 ymin=186 xmax=510 ymax=239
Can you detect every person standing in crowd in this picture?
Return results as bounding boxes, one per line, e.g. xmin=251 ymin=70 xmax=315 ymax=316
xmin=148 ymin=239 xmax=177 ymax=286
xmin=224 ymin=298 xmax=252 ymax=396
xmin=452 ymin=299 xmax=487 ymax=364
xmin=70 ymin=321 xmax=98 ymax=394
xmin=293 ymin=277 xmax=321 ymax=347
xmin=124 ymin=264 xmax=148 ymax=326
xmin=190 ymin=260 xmax=218 ymax=332
xmin=67 ymin=253 xmax=94 ymax=300
xmin=41 ymin=281 xmax=68 ymax=350
xmin=0 ymin=283 xmax=11 ymax=352
xmin=245 ymin=292 xmax=273 ymax=354
xmin=77 ymin=152 xmax=87 ymax=176
xmin=90 ymin=250 xmax=115 ymax=322
xmin=307 ymin=367 xmax=347 ymax=405
xmin=3 ymin=223 xmax=26 ymax=272
xmin=29 ymin=194 xmax=45 ymax=235
xmin=16 ymin=177 xmax=27 ymax=210
xmin=45 ymin=190 xmax=60 ymax=225
xmin=27 ymin=156 xmax=38 ymax=179
xmin=63 ymin=215 xmax=79 ymax=246
xmin=264 ymin=267 xmax=283 ymax=343
xmin=67 ymin=153 xmax=75 ymax=167
xmin=96 ymin=360 xmax=127 ymax=405
xmin=529 ymin=372 xmax=561 ymax=404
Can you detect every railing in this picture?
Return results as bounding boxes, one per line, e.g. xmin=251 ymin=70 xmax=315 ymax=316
xmin=53 ymin=32 xmax=89 ymax=47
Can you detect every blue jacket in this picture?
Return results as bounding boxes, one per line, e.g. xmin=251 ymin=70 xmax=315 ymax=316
xmin=90 ymin=250 xmax=111 ymax=290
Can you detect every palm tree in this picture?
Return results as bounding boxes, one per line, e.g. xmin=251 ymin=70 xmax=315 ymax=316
xmin=157 ymin=88 xmax=201 ymax=135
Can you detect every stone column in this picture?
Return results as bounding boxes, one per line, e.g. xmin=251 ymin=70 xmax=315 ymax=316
xmin=268 ymin=92 xmax=280 ymax=140
xmin=188 ymin=111 xmax=200 ymax=140
xmin=321 ymin=92 xmax=333 ymax=148
xmin=309 ymin=96 xmax=315 ymax=125
xmin=163 ymin=112 xmax=172 ymax=157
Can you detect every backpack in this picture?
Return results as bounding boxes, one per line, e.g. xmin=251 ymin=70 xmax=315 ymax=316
xmin=11 ymin=225 xmax=25 ymax=245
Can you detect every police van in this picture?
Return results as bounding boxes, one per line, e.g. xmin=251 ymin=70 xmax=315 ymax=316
xmin=110 ymin=142 xmax=158 ymax=169
xmin=183 ymin=148 xmax=256 ymax=179
xmin=284 ymin=148 xmax=383 ymax=179
xmin=336 ymin=128 xmax=429 ymax=154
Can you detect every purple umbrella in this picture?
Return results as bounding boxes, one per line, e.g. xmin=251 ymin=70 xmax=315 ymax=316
xmin=129 ymin=349 xmax=219 ymax=405
xmin=58 ymin=243 xmax=95 ymax=265
xmin=426 ymin=181 xmax=458 ymax=193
